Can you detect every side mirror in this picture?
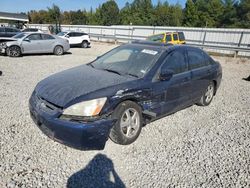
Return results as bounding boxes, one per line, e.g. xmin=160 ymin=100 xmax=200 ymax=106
xmin=65 ymin=35 xmax=70 ymax=38
xmin=159 ymin=68 xmax=174 ymax=81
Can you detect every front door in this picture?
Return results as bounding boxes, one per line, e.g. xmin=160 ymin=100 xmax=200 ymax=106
xmin=21 ymin=34 xmax=43 ymax=54
xmin=150 ymin=48 xmax=192 ymax=116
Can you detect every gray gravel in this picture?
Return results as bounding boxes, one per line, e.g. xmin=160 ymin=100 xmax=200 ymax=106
xmin=0 ymin=42 xmax=250 ymax=188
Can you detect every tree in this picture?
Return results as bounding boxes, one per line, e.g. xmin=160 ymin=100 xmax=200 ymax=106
xmin=168 ymin=3 xmax=183 ymax=26
xmin=219 ymin=0 xmax=238 ymax=27
xmin=152 ymin=1 xmax=171 ymax=26
xmin=99 ymin=0 xmax=120 ymax=25
xmin=183 ymin=0 xmax=199 ymax=27
xmin=237 ymin=0 xmax=250 ymax=28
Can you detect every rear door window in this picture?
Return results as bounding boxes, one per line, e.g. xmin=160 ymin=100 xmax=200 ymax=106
xmin=173 ymin=33 xmax=178 ymax=41
xmin=187 ymin=49 xmax=207 ymax=70
xmin=162 ymin=49 xmax=187 ymax=74
xmin=42 ymin=34 xmax=55 ymax=40
xmin=27 ymin=34 xmax=42 ymax=40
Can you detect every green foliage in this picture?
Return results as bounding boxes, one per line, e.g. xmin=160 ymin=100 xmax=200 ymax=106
xmin=99 ymin=0 xmax=120 ymax=25
xmin=28 ymin=0 xmax=250 ymax=28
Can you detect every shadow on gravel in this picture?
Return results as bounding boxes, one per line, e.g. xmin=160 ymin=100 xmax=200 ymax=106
xmin=242 ymin=75 xmax=250 ymax=81
xmin=67 ymin=154 xmax=125 ymax=188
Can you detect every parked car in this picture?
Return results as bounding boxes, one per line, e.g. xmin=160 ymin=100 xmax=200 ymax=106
xmin=0 ymin=27 xmax=21 ymax=37
xmin=57 ymin=31 xmax=90 ymax=48
xmin=1 ymin=32 xmax=70 ymax=57
xmin=29 ymin=41 xmax=222 ymax=150
xmin=21 ymin=28 xmax=43 ymax=33
xmin=146 ymin=32 xmax=186 ymax=44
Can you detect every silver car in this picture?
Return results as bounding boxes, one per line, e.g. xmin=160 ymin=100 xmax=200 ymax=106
xmin=1 ymin=32 xmax=70 ymax=57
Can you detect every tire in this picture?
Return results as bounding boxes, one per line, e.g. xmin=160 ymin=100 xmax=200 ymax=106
xmin=54 ymin=45 xmax=64 ymax=55
xmin=109 ymin=101 xmax=143 ymax=145
xmin=197 ymin=82 xmax=215 ymax=106
xmin=7 ymin=46 xmax=21 ymax=57
xmin=81 ymin=41 xmax=88 ymax=48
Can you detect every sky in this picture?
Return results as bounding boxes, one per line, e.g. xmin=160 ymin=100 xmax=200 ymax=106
xmin=0 ymin=0 xmax=186 ymax=13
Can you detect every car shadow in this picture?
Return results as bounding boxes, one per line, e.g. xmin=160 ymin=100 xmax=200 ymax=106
xmin=67 ymin=154 xmax=125 ymax=188
xmin=22 ymin=52 xmax=72 ymax=57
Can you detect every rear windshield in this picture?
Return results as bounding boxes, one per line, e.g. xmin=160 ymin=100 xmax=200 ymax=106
xmin=91 ymin=45 xmax=162 ymax=78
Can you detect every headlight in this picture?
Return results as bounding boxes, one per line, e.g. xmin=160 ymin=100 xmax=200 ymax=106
xmin=0 ymin=42 xmax=7 ymax=48
xmin=62 ymin=97 xmax=107 ymax=117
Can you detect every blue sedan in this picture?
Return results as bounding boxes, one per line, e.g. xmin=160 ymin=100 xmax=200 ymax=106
xmin=29 ymin=41 xmax=222 ymax=150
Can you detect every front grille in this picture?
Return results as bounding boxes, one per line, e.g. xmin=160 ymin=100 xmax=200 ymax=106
xmin=32 ymin=91 xmax=62 ymax=115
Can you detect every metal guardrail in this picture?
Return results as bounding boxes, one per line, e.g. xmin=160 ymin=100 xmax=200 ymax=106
xmin=29 ymin=24 xmax=250 ymax=57
xmin=89 ymin=33 xmax=250 ymax=57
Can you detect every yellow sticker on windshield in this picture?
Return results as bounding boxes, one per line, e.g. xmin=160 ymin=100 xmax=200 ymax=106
xmin=141 ymin=49 xmax=158 ymax=55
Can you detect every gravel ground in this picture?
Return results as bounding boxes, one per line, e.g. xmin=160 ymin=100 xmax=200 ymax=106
xmin=0 ymin=42 xmax=250 ymax=188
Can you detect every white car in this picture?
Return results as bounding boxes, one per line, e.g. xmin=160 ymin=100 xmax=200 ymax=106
xmin=57 ymin=31 xmax=90 ymax=48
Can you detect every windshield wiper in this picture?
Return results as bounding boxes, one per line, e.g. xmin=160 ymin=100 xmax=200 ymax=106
xmin=103 ymin=68 xmax=121 ymax=75
xmin=127 ymin=73 xmax=139 ymax=78
xmin=88 ymin=63 xmax=95 ymax=68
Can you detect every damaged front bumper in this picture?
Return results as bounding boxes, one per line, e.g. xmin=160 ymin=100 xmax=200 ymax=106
xmin=29 ymin=94 xmax=115 ymax=151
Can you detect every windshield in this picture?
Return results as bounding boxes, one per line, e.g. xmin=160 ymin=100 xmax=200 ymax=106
xmin=57 ymin=32 xmax=67 ymax=36
xmin=13 ymin=33 xmax=27 ymax=39
xmin=91 ymin=45 xmax=161 ymax=78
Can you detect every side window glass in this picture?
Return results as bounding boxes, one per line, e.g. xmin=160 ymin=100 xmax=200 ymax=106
xmin=5 ymin=28 xmax=12 ymax=32
xmin=27 ymin=34 xmax=42 ymax=41
xmin=42 ymin=34 xmax=55 ymax=40
xmin=162 ymin=50 xmax=187 ymax=74
xmin=166 ymin=35 xmax=172 ymax=42
xmin=75 ymin=33 xmax=83 ymax=37
xmin=68 ymin=32 xmax=74 ymax=37
xmin=173 ymin=34 xmax=178 ymax=41
xmin=0 ymin=28 xmax=4 ymax=32
xmin=188 ymin=50 xmax=206 ymax=70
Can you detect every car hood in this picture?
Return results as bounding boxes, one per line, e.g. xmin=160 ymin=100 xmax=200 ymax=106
xmin=0 ymin=37 xmax=18 ymax=42
xmin=35 ymin=65 xmax=134 ymax=107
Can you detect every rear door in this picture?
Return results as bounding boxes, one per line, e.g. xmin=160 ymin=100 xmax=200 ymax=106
xmin=40 ymin=34 xmax=56 ymax=53
xmin=151 ymin=48 xmax=191 ymax=116
xmin=21 ymin=34 xmax=43 ymax=53
xmin=187 ymin=48 xmax=211 ymax=102
xmin=165 ymin=34 xmax=172 ymax=44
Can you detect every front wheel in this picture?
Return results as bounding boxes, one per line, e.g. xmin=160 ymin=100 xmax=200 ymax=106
xmin=7 ymin=46 xmax=21 ymax=57
xmin=54 ymin=45 xmax=64 ymax=55
xmin=109 ymin=101 xmax=142 ymax=145
xmin=197 ymin=82 xmax=215 ymax=106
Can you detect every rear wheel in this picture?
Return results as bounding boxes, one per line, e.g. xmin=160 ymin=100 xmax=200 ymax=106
xmin=54 ymin=45 xmax=64 ymax=55
xmin=197 ymin=82 xmax=215 ymax=106
xmin=7 ymin=46 xmax=21 ymax=57
xmin=81 ymin=41 xmax=88 ymax=48
xmin=109 ymin=101 xmax=142 ymax=145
